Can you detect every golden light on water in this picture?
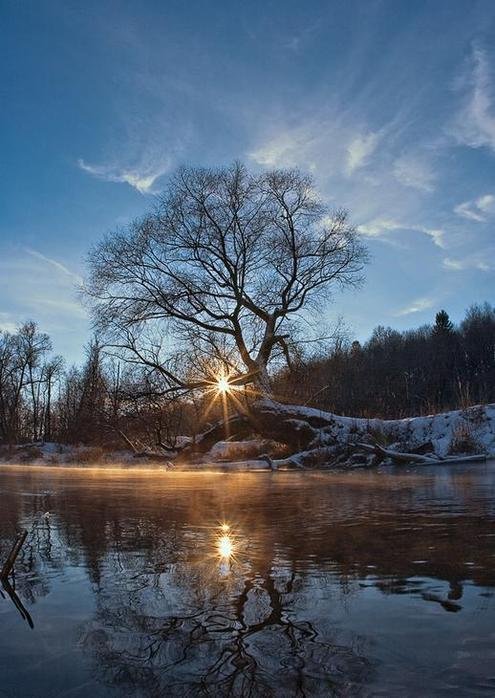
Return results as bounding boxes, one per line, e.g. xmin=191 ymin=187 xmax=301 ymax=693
xmin=218 ymin=534 xmax=234 ymax=559
xmin=215 ymin=521 xmax=237 ymax=563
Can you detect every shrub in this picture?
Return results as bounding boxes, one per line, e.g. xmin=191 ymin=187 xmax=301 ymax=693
xmin=16 ymin=445 xmax=44 ymax=462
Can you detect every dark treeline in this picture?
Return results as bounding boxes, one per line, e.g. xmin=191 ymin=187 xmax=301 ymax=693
xmin=275 ymin=303 xmax=495 ymax=418
xmin=1 ymin=303 xmax=494 ymax=447
xmin=0 ymin=323 xmax=199 ymax=449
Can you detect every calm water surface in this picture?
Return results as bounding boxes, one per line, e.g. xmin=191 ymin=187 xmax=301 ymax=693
xmin=0 ymin=463 xmax=495 ymax=697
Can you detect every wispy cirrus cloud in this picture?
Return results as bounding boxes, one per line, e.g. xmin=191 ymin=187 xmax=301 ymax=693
xmin=478 ymin=193 xmax=495 ymax=212
xmin=443 ymin=254 xmax=492 ymax=272
xmin=249 ymin=112 xmax=446 ymax=251
xmin=392 ymin=153 xmax=436 ymax=192
xmin=78 ymin=158 xmax=170 ymax=194
xmin=394 ymin=297 xmax=435 ymax=317
xmin=250 ymin=120 xmax=327 ymax=170
xmin=452 ymin=46 xmax=495 ymax=153
xmin=77 ymin=99 xmax=193 ymax=194
xmin=250 ymin=115 xmax=384 ymax=179
xmin=345 ymin=131 xmax=380 ymax=176
xmin=358 ymin=218 xmax=446 ymax=248
xmin=357 ymin=217 xmax=403 ymax=237
xmin=454 ymin=193 xmax=495 ymax=222
xmin=24 ymin=247 xmax=83 ymax=284
xmin=0 ymin=246 xmax=88 ymax=336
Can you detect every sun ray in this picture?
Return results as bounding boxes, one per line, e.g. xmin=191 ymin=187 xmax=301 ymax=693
xmin=194 ymin=364 xmax=262 ymax=439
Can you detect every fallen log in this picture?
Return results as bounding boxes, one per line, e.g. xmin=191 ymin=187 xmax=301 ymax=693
xmin=1 ymin=529 xmax=28 ymax=581
xmin=355 ymin=442 xmax=486 ymax=466
xmin=168 ymin=398 xmax=493 ymax=469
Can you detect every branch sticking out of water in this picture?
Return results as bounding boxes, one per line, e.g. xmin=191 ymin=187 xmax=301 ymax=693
xmin=0 ymin=529 xmax=28 ymax=581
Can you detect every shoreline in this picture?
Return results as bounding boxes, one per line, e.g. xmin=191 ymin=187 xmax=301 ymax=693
xmin=1 ymin=457 xmax=492 ymax=474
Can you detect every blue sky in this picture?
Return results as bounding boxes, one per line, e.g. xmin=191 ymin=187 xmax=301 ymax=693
xmin=1 ymin=0 xmax=495 ymax=363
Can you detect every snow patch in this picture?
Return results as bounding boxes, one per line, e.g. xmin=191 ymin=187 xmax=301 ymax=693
xmin=263 ymin=400 xmax=495 ymax=457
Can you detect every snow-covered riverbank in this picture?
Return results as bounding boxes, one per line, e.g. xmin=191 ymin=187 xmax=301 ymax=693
xmin=2 ymin=402 xmax=494 ymax=469
xmin=266 ymin=400 xmax=495 ymax=457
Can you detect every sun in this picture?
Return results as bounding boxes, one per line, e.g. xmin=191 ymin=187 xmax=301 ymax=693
xmin=199 ymin=367 xmax=249 ymax=437
xmin=216 ymin=375 xmax=231 ymax=395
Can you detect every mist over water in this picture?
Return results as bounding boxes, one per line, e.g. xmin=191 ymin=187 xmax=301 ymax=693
xmin=1 ymin=464 xmax=495 ymax=696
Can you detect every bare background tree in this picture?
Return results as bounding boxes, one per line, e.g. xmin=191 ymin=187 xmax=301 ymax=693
xmin=0 ymin=322 xmax=62 ymax=447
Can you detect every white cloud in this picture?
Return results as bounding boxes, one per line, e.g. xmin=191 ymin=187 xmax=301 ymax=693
xmin=358 ymin=217 xmax=402 ymax=237
xmin=454 ymin=193 xmax=495 ymax=222
xmin=250 ymin=122 xmax=324 ymax=170
xmin=345 ymin=132 xmax=380 ymax=176
xmin=395 ymin=297 xmax=435 ymax=317
xmin=78 ymin=158 xmax=170 ymax=194
xmin=423 ymin=228 xmax=445 ymax=248
xmin=443 ymin=255 xmax=491 ymax=272
xmin=452 ymin=47 xmax=495 ymax=153
xmin=478 ymin=193 xmax=495 ymax=212
xmin=454 ymin=202 xmax=485 ymax=222
xmin=393 ymin=154 xmax=436 ymax=192
xmin=250 ymin=114 xmax=450 ymax=254
xmin=250 ymin=117 xmax=383 ymax=181
xmin=77 ymin=95 xmax=191 ymax=195
xmin=30 ymin=297 xmax=87 ymax=317
xmin=358 ymin=218 xmax=445 ymax=248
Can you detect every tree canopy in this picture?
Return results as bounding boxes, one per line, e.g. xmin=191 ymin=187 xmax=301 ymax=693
xmin=87 ymin=163 xmax=368 ymax=395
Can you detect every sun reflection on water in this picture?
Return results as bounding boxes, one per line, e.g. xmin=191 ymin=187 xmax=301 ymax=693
xmin=215 ymin=522 xmax=237 ymax=568
xmin=218 ymin=534 xmax=233 ymax=559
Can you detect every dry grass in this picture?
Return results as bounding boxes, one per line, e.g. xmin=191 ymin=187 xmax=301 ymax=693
xmin=365 ymin=425 xmax=394 ymax=447
xmin=448 ymin=423 xmax=482 ymax=455
xmin=14 ymin=445 xmax=44 ymax=462
xmin=65 ymin=446 xmax=107 ymax=464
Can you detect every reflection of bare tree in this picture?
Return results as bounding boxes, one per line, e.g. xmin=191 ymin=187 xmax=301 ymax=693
xmin=81 ymin=557 xmax=370 ymax=697
xmin=1 ymin=579 xmax=34 ymax=628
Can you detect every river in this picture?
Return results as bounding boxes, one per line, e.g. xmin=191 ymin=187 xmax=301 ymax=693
xmin=0 ymin=463 xmax=494 ymax=696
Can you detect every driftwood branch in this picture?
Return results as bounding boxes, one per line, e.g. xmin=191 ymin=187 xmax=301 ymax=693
xmin=355 ymin=442 xmax=486 ymax=466
xmin=1 ymin=529 xmax=28 ymax=581
xmin=117 ymin=429 xmax=174 ymax=461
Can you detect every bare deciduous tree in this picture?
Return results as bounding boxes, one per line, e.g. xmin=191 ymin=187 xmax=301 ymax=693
xmin=87 ymin=163 xmax=368 ymax=399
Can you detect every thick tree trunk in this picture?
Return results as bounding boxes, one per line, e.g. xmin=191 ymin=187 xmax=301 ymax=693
xmin=177 ymin=398 xmax=338 ymax=463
